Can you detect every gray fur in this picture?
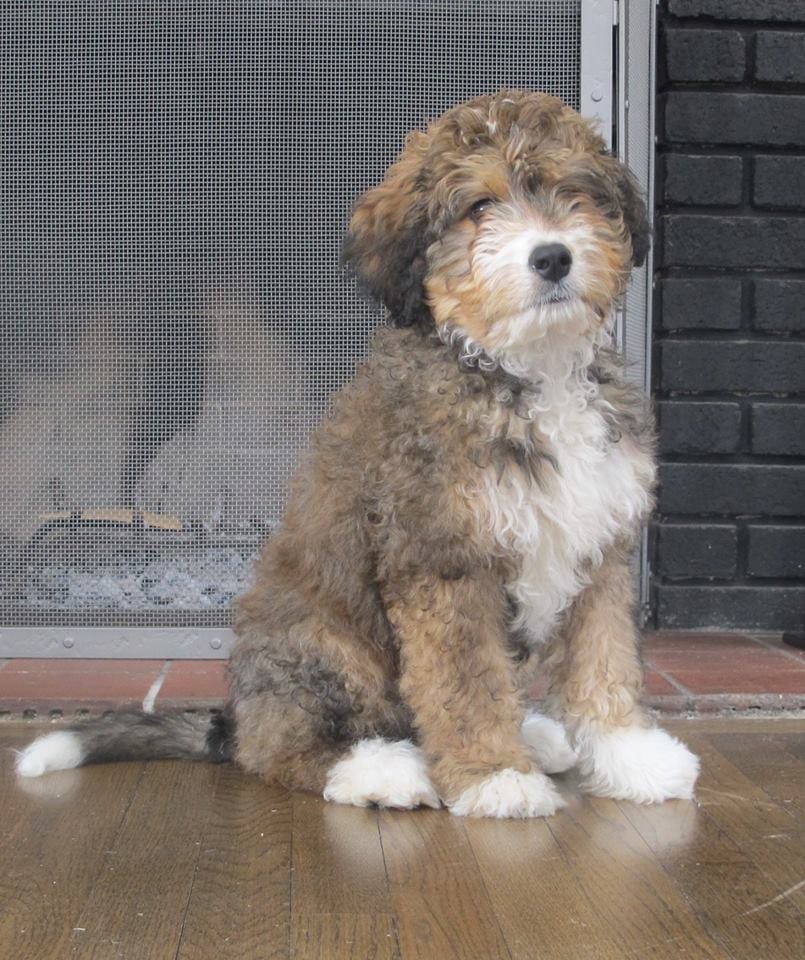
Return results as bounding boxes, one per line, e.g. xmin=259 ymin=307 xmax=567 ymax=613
xmin=64 ymin=711 xmax=218 ymax=765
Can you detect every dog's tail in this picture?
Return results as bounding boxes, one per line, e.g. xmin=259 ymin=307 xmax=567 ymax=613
xmin=14 ymin=710 xmax=234 ymax=778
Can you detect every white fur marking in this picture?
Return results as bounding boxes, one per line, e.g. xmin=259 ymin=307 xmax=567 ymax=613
xmin=477 ymin=336 xmax=654 ymax=643
xmin=15 ymin=731 xmax=84 ymax=778
xmin=449 ymin=768 xmax=565 ymax=819
xmin=521 ymin=711 xmax=578 ymax=774
xmin=323 ymin=738 xmax=441 ymax=810
xmin=575 ymin=724 xmax=700 ymax=804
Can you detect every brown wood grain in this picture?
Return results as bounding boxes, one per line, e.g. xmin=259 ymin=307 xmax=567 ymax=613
xmin=292 ymin=914 xmax=397 ymax=960
xmin=175 ymin=765 xmax=293 ymax=960
xmin=545 ymin=796 xmax=731 ymax=959
xmin=291 ymin=795 xmax=391 ymax=915
xmin=68 ymin=760 xmax=219 ymax=960
xmin=463 ymin=808 xmax=626 ymax=959
xmin=619 ymin=749 xmax=805 ymax=960
xmin=681 ymin=731 xmax=805 ymax=907
xmin=709 ymin=730 xmax=805 ymax=820
xmin=2 ymin=720 xmax=804 ymax=960
xmin=378 ymin=807 xmax=512 ymax=960
xmin=290 ymin=795 xmax=397 ymax=960
xmin=0 ymin=728 xmax=146 ymax=960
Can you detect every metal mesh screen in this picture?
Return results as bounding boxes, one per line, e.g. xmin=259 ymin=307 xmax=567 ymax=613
xmin=1 ymin=1 xmax=581 ymax=631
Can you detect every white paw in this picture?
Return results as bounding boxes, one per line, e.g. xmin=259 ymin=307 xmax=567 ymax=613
xmin=576 ymin=725 xmax=700 ymax=804
xmin=15 ymin=731 xmax=84 ymax=778
xmin=449 ymin=768 xmax=566 ymax=819
xmin=521 ymin=711 xmax=578 ymax=774
xmin=323 ymin=738 xmax=441 ymax=810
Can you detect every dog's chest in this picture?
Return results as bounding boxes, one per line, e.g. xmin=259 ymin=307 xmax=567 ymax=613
xmin=481 ymin=401 xmax=653 ymax=643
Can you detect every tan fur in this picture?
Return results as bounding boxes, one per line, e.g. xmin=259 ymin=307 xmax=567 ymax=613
xmin=384 ymin=569 xmax=534 ymax=805
xmin=545 ymin=551 xmax=647 ymax=733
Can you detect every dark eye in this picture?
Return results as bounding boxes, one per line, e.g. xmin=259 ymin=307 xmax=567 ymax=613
xmin=468 ymin=198 xmax=494 ymax=223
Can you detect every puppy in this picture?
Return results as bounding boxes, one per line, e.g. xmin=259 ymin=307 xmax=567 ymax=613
xmin=17 ymin=91 xmax=699 ymax=817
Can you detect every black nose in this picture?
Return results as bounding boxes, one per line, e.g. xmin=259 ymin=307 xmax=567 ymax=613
xmin=529 ymin=243 xmax=573 ymax=282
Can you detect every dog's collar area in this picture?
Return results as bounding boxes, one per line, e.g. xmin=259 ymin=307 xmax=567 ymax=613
xmin=434 ymin=327 xmax=540 ymax=406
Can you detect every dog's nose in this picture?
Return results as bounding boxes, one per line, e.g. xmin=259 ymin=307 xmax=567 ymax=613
xmin=528 ymin=243 xmax=573 ymax=282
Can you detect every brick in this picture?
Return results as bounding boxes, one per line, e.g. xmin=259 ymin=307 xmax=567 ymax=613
xmin=665 ymin=29 xmax=746 ymax=82
xmin=657 ymin=585 xmax=805 ymax=631
xmin=751 ymin=402 xmax=805 ymax=455
xmin=661 ymin=277 xmax=741 ymax=330
xmin=755 ymin=31 xmax=805 ymax=82
xmin=657 ymin=523 xmax=738 ymax=579
xmin=0 ymin=659 xmax=165 ymax=710
xmin=657 ymin=584 xmax=805 ymax=630
xmin=646 ymin=637 xmax=805 ymax=692
xmin=662 ymin=155 xmax=743 ymax=207
xmin=669 ymin=0 xmax=805 ymax=20
xmin=659 ymin=463 xmax=805 ymax=516
xmin=754 ymin=156 xmax=805 ymax=209
xmin=664 ymin=93 xmax=805 ymax=147
xmin=661 ymin=340 xmax=805 ymax=393
xmin=748 ymin=525 xmax=805 ymax=578
xmin=663 ymin=215 xmax=805 ymax=269
xmin=658 ymin=401 xmax=741 ymax=453
xmin=157 ymin=660 xmax=229 ymax=705
xmin=754 ymin=279 xmax=805 ymax=332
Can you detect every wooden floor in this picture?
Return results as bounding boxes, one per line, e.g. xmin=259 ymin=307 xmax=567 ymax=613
xmin=1 ymin=719 xmax=803 ymax=960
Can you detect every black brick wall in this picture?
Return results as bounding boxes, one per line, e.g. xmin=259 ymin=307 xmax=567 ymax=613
xmin=653 ymin=0 xmax=805 ymax=630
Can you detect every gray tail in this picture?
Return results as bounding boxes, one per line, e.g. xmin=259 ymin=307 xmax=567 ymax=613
xmin=15 ymin=710 xmax=234 ymax=778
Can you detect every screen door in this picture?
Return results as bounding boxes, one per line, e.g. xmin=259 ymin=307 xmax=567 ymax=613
xmin=1 ymin=1 xmax=651 ymax=657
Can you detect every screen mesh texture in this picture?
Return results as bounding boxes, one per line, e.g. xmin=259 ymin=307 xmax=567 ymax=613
xmin=1 ymin=1 xmax=581 ymax=627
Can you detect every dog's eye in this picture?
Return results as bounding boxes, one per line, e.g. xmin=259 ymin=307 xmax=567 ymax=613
xmin=468 ymin=198 xmax=494 ymax=223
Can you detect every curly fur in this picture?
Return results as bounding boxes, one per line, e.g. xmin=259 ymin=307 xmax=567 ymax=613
xmin=18 ymin=91 xmax=697 ymax=816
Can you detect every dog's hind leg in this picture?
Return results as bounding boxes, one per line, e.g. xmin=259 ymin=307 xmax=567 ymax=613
xmin=233 ymin=692 xmax=439 ymax=809
xmin=229 ymin=626 xmax=438 ymax=809
xmin=548 ymin=554 xmax=699 ymax=803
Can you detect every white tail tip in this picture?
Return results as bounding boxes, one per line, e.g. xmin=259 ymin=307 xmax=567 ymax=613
xmin=15 ymin=731 xmax=84 ymax=778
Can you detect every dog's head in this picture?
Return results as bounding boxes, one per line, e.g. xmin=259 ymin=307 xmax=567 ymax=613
xmin=344 ymin=90 xmax=649 ymax=358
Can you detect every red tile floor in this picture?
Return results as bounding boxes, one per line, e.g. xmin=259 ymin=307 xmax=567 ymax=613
xmin=0 ymin=632 xmax=802 ymax=721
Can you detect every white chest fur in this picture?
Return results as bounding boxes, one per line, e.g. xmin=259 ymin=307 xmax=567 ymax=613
xmin=480 ymin=391 xmax=654 ymax=643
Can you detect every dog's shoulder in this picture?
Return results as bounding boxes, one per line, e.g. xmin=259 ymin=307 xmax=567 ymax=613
xmin=326 ymin=325 xmax=490 ymax=439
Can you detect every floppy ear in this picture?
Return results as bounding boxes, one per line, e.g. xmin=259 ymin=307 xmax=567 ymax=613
xmin=614 ymin=163 xmax=651 ymax=267
xmin=342 ymin=132 xmax=432 ymax=327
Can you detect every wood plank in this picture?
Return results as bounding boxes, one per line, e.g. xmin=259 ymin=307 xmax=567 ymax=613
xmin=176 ymin=765 xmax=292 ymax=960
xmin=292 ymin=795 xmax=391 ymax=914
xmin=619 ymin=780 xmax=805 ymax=959
xmin=680 ymin=731 xmax=805 ymax=907
xmin=378 ymin=807 xmax=512 ymax=960
xmin=291 ymin=795 xmax=397 ymax=960
xmin=68 ymin=759 xmax=219 ymax=960
xmin=665 ymin=718 xmax=805 ymax=736
xmin=545 ymin=797 xmax=731 ymax=959
xmin=291 ymin=914 xmax=397 ymax=960
xmin=0 ymin=726 xmax=146 ymax=960
xmin=709 ymin=730 xmax=805 ymax=820
xmin=4 ymin=720 xmax=804 ymax=960
xmin=463 ymin=811 xmax=625 ymax=959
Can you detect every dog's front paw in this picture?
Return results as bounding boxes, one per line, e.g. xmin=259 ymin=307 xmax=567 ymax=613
xmin=521 ymin=711 xmax=578 ymax=774
xmin=448 ymin=768 xmax=565 ymax=819
xmin=576 ymin=725 xmax=699 ymax=804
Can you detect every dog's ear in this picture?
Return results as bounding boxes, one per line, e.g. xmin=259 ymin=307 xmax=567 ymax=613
xmin=342 ymin=132 xmax=432 ymax=327
xmin=612 ymin=162 xmax=651 ymax=267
